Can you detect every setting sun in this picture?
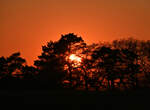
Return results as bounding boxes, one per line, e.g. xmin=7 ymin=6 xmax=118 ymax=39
xmin=68 ymin=54 xmax=82 ymax=67
xmin=69 ymin=54 xmax=81 ymax=63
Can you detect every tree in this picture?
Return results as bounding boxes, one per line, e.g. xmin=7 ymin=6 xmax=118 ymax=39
xmin=6 ymin=52 xmax=26 ymax=78
xmin=78 ymin=43 xmax=100 ymax=90
xmin=112 ymin=38 xmax=150 ymax=88
xmin=91 ymin=45 xmax=141 ymax=90
xmin=0 ymin=57 xmax=7 ymax=79
xmin=22 ymin=65 xmax=38 ymax=80
xmin=34 ymin=33 xmax=86 ymax=89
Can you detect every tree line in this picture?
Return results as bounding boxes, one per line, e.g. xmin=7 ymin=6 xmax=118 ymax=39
xmin=0 ymin=33 xmax=150 ymax=90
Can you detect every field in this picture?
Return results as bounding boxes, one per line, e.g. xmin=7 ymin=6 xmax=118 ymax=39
xmin=0 ymin=89 xmax=149 ymax=109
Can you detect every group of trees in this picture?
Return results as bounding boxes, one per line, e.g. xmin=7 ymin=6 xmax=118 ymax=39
xmin=0 ymin=33 xmax=150 ymax=91
xmin=0 ymin=52 xmax=37 ymax=79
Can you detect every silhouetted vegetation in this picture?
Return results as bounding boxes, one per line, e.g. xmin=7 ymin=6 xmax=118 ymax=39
xmin=0 ymin=33 xmax=150 ymax=91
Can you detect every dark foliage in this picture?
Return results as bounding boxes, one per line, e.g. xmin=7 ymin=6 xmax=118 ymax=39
xmin=0 ymin=34 xmax=150 ymax=91
xmin=34 ymin=33 xmax=85 ymax=89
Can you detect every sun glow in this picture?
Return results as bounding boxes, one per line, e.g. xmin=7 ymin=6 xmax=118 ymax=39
xmin=69 ymin=54 xmax=81 ymax=62
xmin=69 ymin=54 xmax=82 ymax=67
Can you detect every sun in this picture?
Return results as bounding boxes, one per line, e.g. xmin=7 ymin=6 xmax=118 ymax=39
xmin=69 ymin=54 xmax=82 ymax=67
xmin=69 ymin=54 xmax=81 ymax=62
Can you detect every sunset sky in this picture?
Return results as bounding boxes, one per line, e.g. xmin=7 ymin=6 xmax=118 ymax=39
xmin=0 ymin=0 xmax=150 ymax=65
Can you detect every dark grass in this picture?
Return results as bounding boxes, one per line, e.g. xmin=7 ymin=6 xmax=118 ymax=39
xmin=0 ymin=79 xmax=149 ymax=109
xmin=0 ymin=88 xmax=149 ymax=110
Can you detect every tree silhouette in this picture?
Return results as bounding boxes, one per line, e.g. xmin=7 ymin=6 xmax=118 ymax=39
xmin=34 ymin=33 xmax=85 ymax=89
xmin=6 ymin=52 xmax=26 ymax=78
xmin=112 ymin=38 xmax=150 ymax=88
xmin=22 ymin=65 xmax=38 ymax=80
xmin=0 ymin=57 xmax=7 ymax=79
xmin=0 ymin=35 xmax=149 ymax=91
xmin=91 ymin=45 xmax=141 ymax=90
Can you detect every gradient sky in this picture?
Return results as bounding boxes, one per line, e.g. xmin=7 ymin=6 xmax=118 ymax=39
xmin=0 ymin=0 xmax=150 ymax=65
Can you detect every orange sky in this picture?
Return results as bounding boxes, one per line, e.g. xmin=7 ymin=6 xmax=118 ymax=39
xmin=0 ymin=0 xmax=150 ymax=65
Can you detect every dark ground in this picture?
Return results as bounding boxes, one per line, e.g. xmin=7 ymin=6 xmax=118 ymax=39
xmin=0 ymin=89 xmax=149 ymax=110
